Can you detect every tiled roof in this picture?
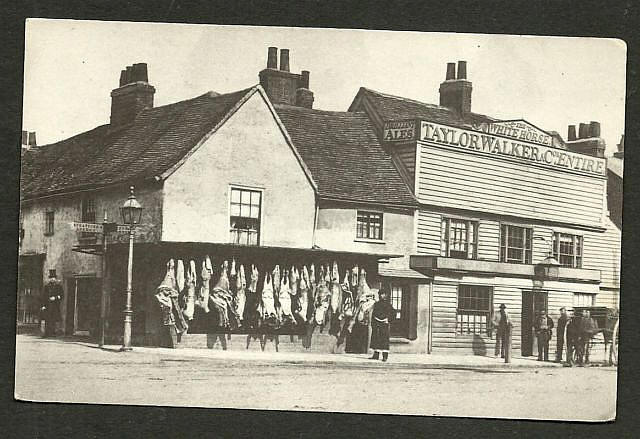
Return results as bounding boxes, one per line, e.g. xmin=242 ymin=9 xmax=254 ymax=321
xmin=274 ymin=104 xmax=417 ymax=207
xmin=353 ymin=87 xmax=495 ymax=128
xmin=20 ymin=87 xmax=255 ymax=199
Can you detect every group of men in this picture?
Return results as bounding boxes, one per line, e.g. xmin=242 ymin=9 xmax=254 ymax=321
xmin=494 ymin=304 xmax=599 ymax=365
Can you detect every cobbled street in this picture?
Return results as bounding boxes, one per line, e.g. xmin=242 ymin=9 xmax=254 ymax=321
xmin=14 ymin=335 xmax=617 ymax=421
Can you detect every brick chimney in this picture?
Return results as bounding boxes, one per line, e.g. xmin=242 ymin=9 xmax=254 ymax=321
xmin=110 ymin=63 xmax=155 ymax=127
xmin=614 ymin=134 xmax=624 ymax=159
xmin=439 ymin=61 xmax=472 ymax=116
xmin=565 ymin=121 xmax=606 ymax=158
xmin=259 ymin=47 xmax=314 ymax=108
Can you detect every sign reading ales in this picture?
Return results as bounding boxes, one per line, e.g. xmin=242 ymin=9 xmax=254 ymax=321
xmin=383 ymin=120 xmax=416 ymax=142
xmin=419 ymin=121 xmax=605 ymax=176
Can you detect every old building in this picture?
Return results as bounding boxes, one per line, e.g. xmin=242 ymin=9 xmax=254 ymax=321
xmin=349 ymin=60 xmax=622 ymax=355
xmin=19 ymin=51 xmax=621 ymax=357
xmin=19 ymin=51 xmax=416 ymax=347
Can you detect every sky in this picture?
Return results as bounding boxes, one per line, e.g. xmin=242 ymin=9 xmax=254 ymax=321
xmin=23 ymin=19 xmax=627 ymax=156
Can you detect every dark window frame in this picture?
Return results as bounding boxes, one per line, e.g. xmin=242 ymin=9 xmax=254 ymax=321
xmin=356 ymin=211 xmax=383 ymax=241
xmin=229 ymin=187 xmax=262 ymax=246
xmin=456 ymin=284 xmax=493 ymax=336
xmin=44 ymin=211 xmax=55 ymax=236
xmin=441 ymin=217 xmax=478 ymax=259
xmin=552 ymin=232 xmax=583 ymax=268
xmin=500 ymin=224 xmax=533 ymax=264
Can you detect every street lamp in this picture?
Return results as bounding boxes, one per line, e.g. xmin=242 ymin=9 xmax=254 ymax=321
xmin=119 ymin=186 xmax=143 ymax=351
xmin=533 ymin=236 xmax=560 ymax=281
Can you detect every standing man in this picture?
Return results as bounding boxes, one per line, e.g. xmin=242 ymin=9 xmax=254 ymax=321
xmin=534 ymin=309 xmax=554 ymax=361
xmin=41 ymin=270 xmax=64 ymax=338
xmin=493 ymin=303 xmax=511 ymax=358
xmin=555 ymin=307 xmax=569 ymax=363
xmin=368 ymin=288 xmax=395 ymax=362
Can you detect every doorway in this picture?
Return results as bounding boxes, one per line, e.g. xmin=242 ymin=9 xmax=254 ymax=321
xmin=66 ymin=276 xmax=100 ymax=336
xmin=17 ymin=255 xmax=45 ymax=325
xmin=521 ymin=289 xmax=548 ymax=356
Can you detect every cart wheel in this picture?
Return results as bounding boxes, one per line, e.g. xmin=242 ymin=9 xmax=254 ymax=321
xmin=611 ymin=319 xmax=619 ymax=366
xmin=275 ymin=334 xmax=279 ymax=352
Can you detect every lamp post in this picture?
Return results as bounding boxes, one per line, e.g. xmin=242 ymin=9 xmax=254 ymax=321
xmin=119 ymin=186 xmax=143 ymax=351
xmin=533 ymin=236 xmax=560 ymax=281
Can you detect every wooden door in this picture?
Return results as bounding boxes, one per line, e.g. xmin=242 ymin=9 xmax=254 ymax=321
xmin=521 ymin=289 xmax=548 ymax=356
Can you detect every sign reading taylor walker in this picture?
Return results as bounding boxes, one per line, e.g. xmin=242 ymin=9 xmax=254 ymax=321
xmin=419 ymin=121 xmax=606 ymax=177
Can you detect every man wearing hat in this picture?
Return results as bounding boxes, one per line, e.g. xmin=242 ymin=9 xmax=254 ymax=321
xmin=555 ymin=307 xmax=569 ymax=362
xmin=40 ymin=270 xmax=64 ymax=337
xmin=533 ymin=308 xmax=554 ymax=361
xmin=493 ymin=303 xmax=511 ymax=358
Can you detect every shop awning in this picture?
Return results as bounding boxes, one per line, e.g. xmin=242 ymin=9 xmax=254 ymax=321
xmin=91 ymin=241 xmax=404 ymax=262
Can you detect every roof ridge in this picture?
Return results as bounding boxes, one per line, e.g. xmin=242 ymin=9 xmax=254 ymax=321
xmin=274 ymin=103 xmax=367 ymax=117
xmin=361 ymin=86 xmax=494 ymax=121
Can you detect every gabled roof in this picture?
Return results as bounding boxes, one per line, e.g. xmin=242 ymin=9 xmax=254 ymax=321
xmin=349 ymin=87 xmax=495 ymax=128
xmin=21 ymin=87 xmax=256 ymax=200
xmin=274 ymin=104 xmax=417 ymax=207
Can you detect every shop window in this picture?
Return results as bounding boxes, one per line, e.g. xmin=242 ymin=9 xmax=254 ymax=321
xmin=500 ymin=224 xmax=532 ymax=264
xmin=574 ymin=292 xmax=595 ymax=307
xmin=456 ymin=285 xmax=493 ymax=335
xmin=390 ymin=285 xmax=403 ymax=320
xmin=552 ymin=233 xmax=583 ymax=268
xmin=384 ymin=281 xmax=417 ymax=339
xmin=356 ymin=211 xmax=383 ymax=240
xmin=229 ymin=187 xmax=261 ymax=246
xmin=441 ymin=218 xmax=477 ymax=259
xmin=44 ymin=211 xmax=55 ymax=236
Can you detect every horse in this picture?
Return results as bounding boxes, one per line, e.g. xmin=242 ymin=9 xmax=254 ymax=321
xmin=565 ymin=315 xmax=602 ymax=366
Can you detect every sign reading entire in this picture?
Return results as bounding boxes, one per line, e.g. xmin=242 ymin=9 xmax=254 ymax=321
xmin=476 ymin=120 xmax=554 ymax=147
xmin=383 ymin=120 xmax=416 ymax=142
xmin=419 ymin=121 xmax=605 ymax=177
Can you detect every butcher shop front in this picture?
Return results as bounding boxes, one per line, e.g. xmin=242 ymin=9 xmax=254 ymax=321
xmin=98 ymin=240 xmax=400 ymax=352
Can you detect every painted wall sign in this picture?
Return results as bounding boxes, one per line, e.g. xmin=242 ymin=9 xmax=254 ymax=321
xmin=475 ymin=120 xmax=555 ymax=147
xmin=419 ymin=121 xmax=605 ymax=177
xmin=383 ymin=120 xmax=416 ymax=142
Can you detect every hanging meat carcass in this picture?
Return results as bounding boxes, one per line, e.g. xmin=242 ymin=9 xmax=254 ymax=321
xmin=314 ymin=265 xmax=332 ymax=329
xmin=182 ymin=260 xmax=197 ymax=321
xmin=196 ymin=259 xmax=211 ymax=313
xmin=278 ymin=269 xmax=297 ymax=327
xmin=261 ymin=271 xmax=279 ymax=332
xmin=329 ymin=261 xmax=342 ymax=314
xmin=334 ymin=270 xmax=355 ymax=346
xmin=349 ymin=268 xmax=376 ymax=331
xmin=156 ymin=259 xmax=188 ymax=335
xmin=176 ymin=260 xmax=185 ymax=293
xmin=296 ymin=266 xmax=309 ymax=324
xmin=351 ymin=265 xmax=359 ymax=291
xmin=235 ymin=264 xmax=247 ymax=326
xmin=210 ymin=260 xmax=240 ymax=330
xmin=244 ymin=264 xmax=261 ymax=331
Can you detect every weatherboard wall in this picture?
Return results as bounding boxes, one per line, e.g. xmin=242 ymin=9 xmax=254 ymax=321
xmin=415 ymin=141 xmax=606 ymax=229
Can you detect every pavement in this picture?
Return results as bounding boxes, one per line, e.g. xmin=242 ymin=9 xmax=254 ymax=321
xmin=49 ymin=334 xmax=565 ymax=370
xmin=14 ymin=334 xmax=617 ymax=420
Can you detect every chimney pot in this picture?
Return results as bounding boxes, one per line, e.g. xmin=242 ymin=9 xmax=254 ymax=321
xmin=446 ymin=62 xmax=456 ymax=80
xmin=300 ymin=70 xmax=310 ymax=89
xmin=457 ymin=61 xmax=467 ymax=80
xmin=280 ymin=49 xmax=290 ymax=72
xmin=267 ymin=47 xmax=278 ymax=69
xmin=21 ymin=130 xmax=28 ymax=146
xmin=568 ymin=125 xmax=577 ymax=141
xmin=28 ymin=131 xmax=37 ymax=146
xmin=119 ymin=70 xmax=127 ymax=87
xmin=578 ymin=123 xmax=589 ymax=139
xmin=132 ymin=63 xmax=148 ymax=82
xmin=589 ymin=121 xmax=601 ymax=137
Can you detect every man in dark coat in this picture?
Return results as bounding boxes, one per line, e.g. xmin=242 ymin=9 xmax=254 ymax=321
xmin=369 ymin=288 xmax=395 ymax=362
xmin=555 ymin=307 xmax=569 ymax=362
xmin=41 ymin=270 xmax=64 ymax=337
xmin=533 ymin=309 xmax=554 ymax=361
xmin=493 ymin=303 xmax=511 ymax=358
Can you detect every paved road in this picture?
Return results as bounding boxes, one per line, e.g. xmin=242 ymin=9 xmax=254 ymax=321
xmin=14 ymin=335 xmax=617 ymax=421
